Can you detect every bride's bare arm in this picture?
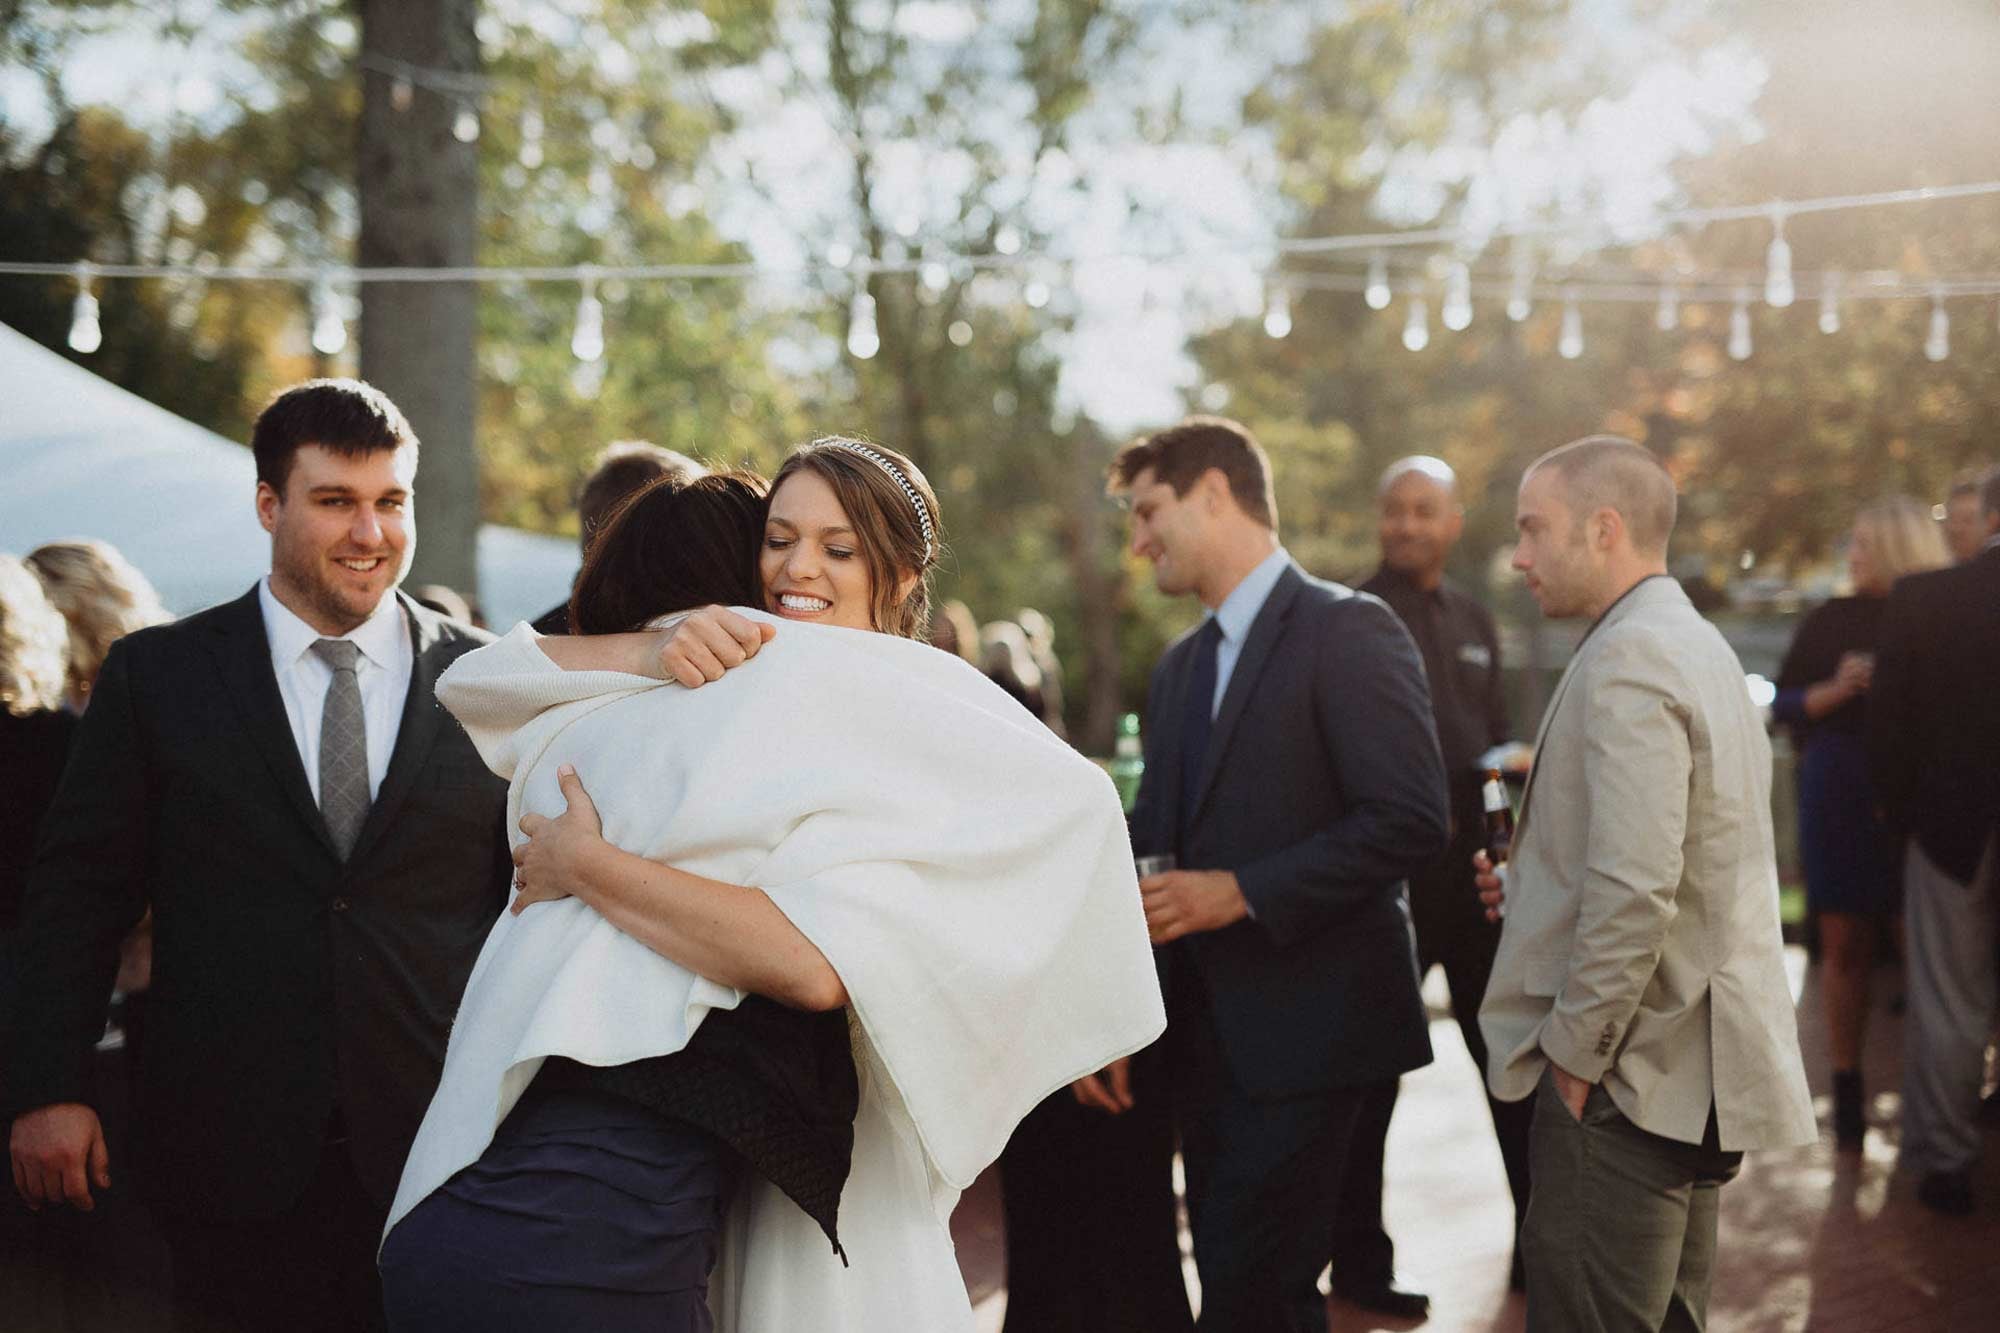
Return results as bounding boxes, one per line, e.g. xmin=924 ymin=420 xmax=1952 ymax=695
xmin=534 ymin=606 xmax=775 ymax=687
xmin=513 ymin=766 xmax=847 ymax=1012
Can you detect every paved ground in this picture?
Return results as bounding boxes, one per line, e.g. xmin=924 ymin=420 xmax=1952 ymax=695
xmin=952 ymin=948 xmax=2000 ymax=1332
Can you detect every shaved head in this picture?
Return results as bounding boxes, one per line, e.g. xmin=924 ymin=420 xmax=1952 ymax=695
xmin=1377 ymin=455 xmax=1457 ymax=499
xmin=1523 ymin=436 xmax=1677 ymax=556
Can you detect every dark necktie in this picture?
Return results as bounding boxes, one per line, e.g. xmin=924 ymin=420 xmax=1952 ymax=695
xmin=311 ymin=638 xmax=371 ymax=860
xmin=1178 ymin=618 xmax=1224 ymax=842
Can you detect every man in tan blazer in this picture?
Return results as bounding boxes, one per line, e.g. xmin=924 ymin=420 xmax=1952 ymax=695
xmin=1476 ymin=436 xmax=1813 ymax=1332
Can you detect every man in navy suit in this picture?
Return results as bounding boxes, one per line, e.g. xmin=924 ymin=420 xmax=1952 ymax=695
xmin=1078 ymin=417 xmax=1448 ymax=1331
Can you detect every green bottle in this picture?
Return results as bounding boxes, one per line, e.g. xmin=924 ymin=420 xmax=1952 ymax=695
xmin=1110 ymin=712 xmax=1144 ymax=813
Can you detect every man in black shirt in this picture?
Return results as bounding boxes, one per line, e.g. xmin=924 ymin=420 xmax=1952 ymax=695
xmin=1329 ymin=456 xmax=1533 ymax=1313
xmin=530 ymin=442 xmax=705 ymax=634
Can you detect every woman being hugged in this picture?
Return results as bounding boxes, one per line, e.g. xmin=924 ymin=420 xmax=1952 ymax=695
xmin=382 ymin=440 xmax=1162 ymax=1333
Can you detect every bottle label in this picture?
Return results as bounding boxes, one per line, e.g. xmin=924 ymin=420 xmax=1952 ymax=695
xmin=1482 ymin=778 xmax=1506 ymax=812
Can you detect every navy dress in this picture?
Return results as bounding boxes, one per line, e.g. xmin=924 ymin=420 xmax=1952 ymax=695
xmin=380 ymin=998 xmax=856 ymax=1332
xmin=1773 ymin=596 xmax=1900 ymax=916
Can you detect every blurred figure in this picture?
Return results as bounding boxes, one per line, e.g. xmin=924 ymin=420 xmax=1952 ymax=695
xmin=25 ymin=539 xmax=169 ymax=714
xmin=928 ymin=598 xmax=980 ymax=664
xmin=1 ymin=556 xmax=169 ymax=1331
xmin=980 ymin=620 xmax=1047 ymax=719
xmin=1868 ymin=470 xmax=2000 ymax=1216
xmin=410 ymin=583 xmax=474 ymax=624
xmin=1773 ymin=498 xmax=1948 ymax=1150
xmin=532 ymin=442 xmax=705 ymax=634
xmin=1336 ymin=456 xmax=1527 ymax=1313
xmin=1941 ymin=468 xmax=1995 ymax=564
xmin=28 ymin=541 xmax=174 ymax=1000
xmin=1014 ymin=608 xmax=1068 ymax=739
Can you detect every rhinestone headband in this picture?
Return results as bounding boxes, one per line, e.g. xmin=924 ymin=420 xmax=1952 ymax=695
xmin=821 ymin=439 xmax=935 ymax=561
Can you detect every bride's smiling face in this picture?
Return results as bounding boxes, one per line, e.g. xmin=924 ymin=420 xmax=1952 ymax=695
xmin=759 ymin=470 xmax=877 ymax=631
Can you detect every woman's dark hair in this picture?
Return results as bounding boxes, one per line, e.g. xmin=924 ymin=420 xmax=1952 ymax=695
xmin=568 ymin=471 xmax=767 ymax=634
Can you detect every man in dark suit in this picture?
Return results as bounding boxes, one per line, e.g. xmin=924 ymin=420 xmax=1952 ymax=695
xmin=7 ymin=379 xmax=511 ymax=1331
xmin=1867 ymin=465 xmax=2000 ymax=1217
xmin=1079 ymin=417 xmax=1448 ymax=1332
xmin=530 ymin=441 xmax=705 ymax=634
xmin=1333 ymin=456 xmax=1531 ymax=1312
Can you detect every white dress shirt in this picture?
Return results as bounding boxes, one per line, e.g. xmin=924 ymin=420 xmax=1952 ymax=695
xmin=1203 ymin=545 xmax=1292 ymax=718
xmin=259 ymin=579 xmax=413 ymax=804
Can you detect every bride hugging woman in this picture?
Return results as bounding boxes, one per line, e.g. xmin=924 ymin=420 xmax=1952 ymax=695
xmin=379 ymin=441 xmax=1163 ymax=1333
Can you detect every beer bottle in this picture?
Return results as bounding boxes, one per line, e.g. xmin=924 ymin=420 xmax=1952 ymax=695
xmin=1480 ymin=767 xmax=1515 ymax=865
xmin=1110 ymin=712 xmax=1145 ymax=813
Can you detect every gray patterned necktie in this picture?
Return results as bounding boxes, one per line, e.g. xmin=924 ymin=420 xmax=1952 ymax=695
xmin=311 ymin=638 xmax=371 ymax=859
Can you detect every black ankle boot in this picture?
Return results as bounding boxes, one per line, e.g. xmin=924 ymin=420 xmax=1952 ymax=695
xmin=1832 ymin=1070 xmax=1865 ymax=1149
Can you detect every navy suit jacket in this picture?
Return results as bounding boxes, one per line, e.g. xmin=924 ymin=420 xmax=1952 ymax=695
xmin=1133 ymin=562 xmax=1449 ymax=1098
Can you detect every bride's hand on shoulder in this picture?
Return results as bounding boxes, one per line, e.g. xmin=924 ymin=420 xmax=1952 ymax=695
xmin=511 ymin=765 xmax=604 ymax=914
xmin=657 ymin=605 xmax=776 ymax=688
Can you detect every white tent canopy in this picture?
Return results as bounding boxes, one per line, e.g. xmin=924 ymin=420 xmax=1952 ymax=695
xmin=0 ymin=320 xmax=576 ymax=626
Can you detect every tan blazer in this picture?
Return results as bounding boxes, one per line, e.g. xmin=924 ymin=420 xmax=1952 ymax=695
xmin=1479 ymin=577 xmax=1814 ymax=1151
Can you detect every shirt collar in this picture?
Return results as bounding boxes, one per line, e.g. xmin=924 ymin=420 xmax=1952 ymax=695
xmin=1211 ymin=546 xmax=1291 ymax=646
xmin=1370 ymin=563 xmax=1446 ymax=603
xmin=259 ymin=577 xmax=407 ymax=671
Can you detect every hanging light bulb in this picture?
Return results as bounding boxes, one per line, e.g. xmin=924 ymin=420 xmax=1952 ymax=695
xmin=570 ymin=271 xmax=605 ymax=362
xmin=1728 ymin=288 xmax=1753 ymax=360
xmin=1818 ymin=272 xmax=1842 ymax=335
xmin=1763 ymin=209 xmax=1794 ymax=308
xmin=1557 ymin=288 xmax=1583 ymax=360
xmin=452 ymin=99 xmax=480 ymax=143
xmin=1442 ymin=261 xmax=1472 ymax=331
xmin=1364 ymin=252 xmax=1391 ymax=310
xmin=1401 ymin=292 xmax=1429 ymax=352
xmin=1655 ymin=283 xmax=1680 ymax=332
xmin=390 ymin=76 xmax=414 ymax=113
xmin=846 ymin=287 xmax=880 ymax=360
xmin=1925 ymin=290 xmax=1950 ymax=362
xmin=1022 ymin=275 xmax=1052 ymax=310
xmin=310 ymin=274 xmax=347 ymax=356
xmin=1506 ymin=249 xmax=1534 ymax=322
xmin=1262 ymin=283 xmax=1292 ymax=339
xmin=67 ymin=263 xmax=102 ymax=354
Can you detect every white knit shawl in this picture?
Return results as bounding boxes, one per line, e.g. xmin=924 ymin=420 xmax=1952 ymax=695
xmin=385 ymin=613 xmax=1164 ymax=1331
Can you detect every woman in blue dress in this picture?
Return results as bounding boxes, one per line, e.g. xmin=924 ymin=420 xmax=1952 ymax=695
xmin=1773 ymin=497 xmax=1948 ymax=1149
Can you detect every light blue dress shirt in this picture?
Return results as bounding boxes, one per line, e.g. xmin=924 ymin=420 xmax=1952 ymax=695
xmin=1203 ymin=545 xmax=1292 ymax=719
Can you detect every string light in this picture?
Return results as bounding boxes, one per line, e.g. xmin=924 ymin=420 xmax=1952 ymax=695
xmin=570 ymin=269 xmax=605 ymax=362
xmin=1558 ymin=288 xmax=1583 ymax=359
xmin=1728 ymin=288 xmax=1753 ymax=360
xmin=1022 ymin=273 xmax=1052 ymax=309
xmin=1818 ymin=272 xmax=1842 ymax=334
xmin=1655 ymin=283 xmax=1679 ymax=332
xmin=390 ymin=77 xmax=414 ymax=113
xmin=846 ymin=286 xmax=880 ymax=359
xmin=1506 ymin=249 xmax=1534 ymax=322
xmin=310 ymin=273 xmax=347 ymax=356
xmin=1401 ymin=291 xmax=1429 ymax=351
xmin=1925 ymin=288 xmax=1950 ymax=362
xmin=67 ymin=262 xmax=102 ymax=354
xmin=1262 ymin=283 xmax=1292 ymax=338
xmin=1364 ymin=252 xmax=1391 ymax=310
xmin=452 ymin=100 xmax=480 ymax=143
xmin=1441 ymin=261 xmax=1472 ymax=331
xmin=1763 ymin=208 xmax=1794 ymax=308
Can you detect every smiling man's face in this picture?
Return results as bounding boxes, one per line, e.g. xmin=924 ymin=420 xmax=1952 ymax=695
xmin=258 ymin=443 xmax=416 ymax=635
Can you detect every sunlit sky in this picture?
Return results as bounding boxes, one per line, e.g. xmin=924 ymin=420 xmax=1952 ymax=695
xmin=0 ymin=1 xmax=1767 ymax=433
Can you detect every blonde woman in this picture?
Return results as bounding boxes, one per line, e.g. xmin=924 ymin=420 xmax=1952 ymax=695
xmin=25 ymin=539 xmax=169 ymax=713
xmin=1772 ymin=497 xmax=1949 ymax=1148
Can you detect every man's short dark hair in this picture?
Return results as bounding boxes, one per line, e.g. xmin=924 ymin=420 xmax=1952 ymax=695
xmin=251 ymin=379 xmax=417 ymax=494
xmin=577 ymin=441 xmax=706 ymax=549
xmin=1107 ymin=416 xmax=1277 ymax=530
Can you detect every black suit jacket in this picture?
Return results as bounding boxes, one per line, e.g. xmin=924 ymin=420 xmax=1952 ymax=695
xmin=1132 ymin=563 xmax=1449 ymax=1099
xmin=1866 ymin=545 xmax=2000 ymax=884
xmin=7 ymin=588 xmax=511 ymax=1221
